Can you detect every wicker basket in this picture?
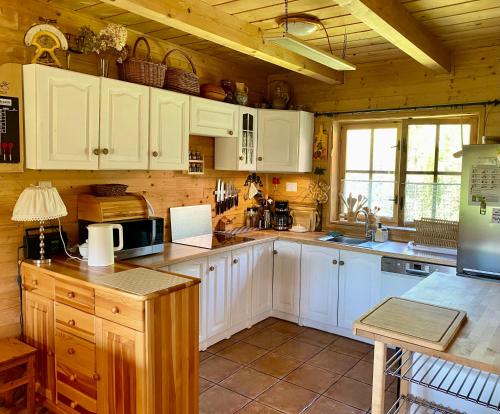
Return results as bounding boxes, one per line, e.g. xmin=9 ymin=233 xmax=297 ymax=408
xmin=163 ymin=49 xmax=200 ymax=96
xmin=90 ymin=184 xmax=128 ymax=197
xmin=414 ymin=218 xmax=459 ymax=249
xmin=120 ymin=37 xmax=167 ymax=88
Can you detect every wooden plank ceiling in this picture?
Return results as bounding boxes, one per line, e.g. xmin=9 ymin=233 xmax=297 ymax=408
xmin=55 ymin=0 xmax=500 ymax=70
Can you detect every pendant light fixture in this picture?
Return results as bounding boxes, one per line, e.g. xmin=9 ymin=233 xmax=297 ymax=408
xmin=264 ymin=0 xmax=356 ymax=71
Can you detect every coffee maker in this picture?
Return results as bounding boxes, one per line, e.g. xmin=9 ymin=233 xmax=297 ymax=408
xmin=273 ymin=200 xmax=293 ymax=231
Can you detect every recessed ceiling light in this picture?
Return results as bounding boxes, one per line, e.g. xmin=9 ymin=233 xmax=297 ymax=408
xmin=276 ymin=16 xmax=321 ymax=37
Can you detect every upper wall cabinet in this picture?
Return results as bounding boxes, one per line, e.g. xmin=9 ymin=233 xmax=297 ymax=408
xmin=23 ymin=64 xmax=100 ymax=170
xmin=214 ymin=107 xmax=257 ymax=171
xmin=150 ymin=89 xmax=189 ymax=171
xmin=99 ymin=78 xmax=150 ymax=170
xmin=190 ymin=97 xmax=239 ymax=138
xmin=257 ymin=110 xmax=313 ymax=173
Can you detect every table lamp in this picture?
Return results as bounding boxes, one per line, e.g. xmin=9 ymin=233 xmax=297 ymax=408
xmin=12 ymin=186 xmax=68 ymax=265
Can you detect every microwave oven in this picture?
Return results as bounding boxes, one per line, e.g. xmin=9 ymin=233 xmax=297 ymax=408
xmin=78 ymin=217 xmax=164 ymax=260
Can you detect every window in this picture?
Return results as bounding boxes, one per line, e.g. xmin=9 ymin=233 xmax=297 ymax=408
xmin=337 ymin=116 xmax=476 ymax=227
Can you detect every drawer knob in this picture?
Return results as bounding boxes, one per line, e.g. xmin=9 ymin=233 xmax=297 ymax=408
xmin=70 ymin=401 xmax=78 ymax=409
xmin=233 ymin=258 xmax=238 ymax=264
xmin=67 ymin=291 xmax=75 ymax=299
xmin=332 ymin=260 xmax=338 ymax=265
xmin=228 ymin=130 xmax=233 ymax=136
xmin=258 ymin=156 xmax=263 ymax=161
xmin=31 ymin=280 xmax=38 ymax=286
xmin=92 ymin=373 xmax=100 ymax=381
xmin=93 ymin=148 xmax=100 ymax=155
xmin=111 ymin=306 xmax=120 ymax=314
xmin=47 ymin=349 xmax=54 ymax=357
xmin=152 ymin=151 xmax=159 ymax=157
xmin=239 ymin=156 xmax=244 ymax=161
xmin=209 ymin=266 xmax=215 ymax=272
xmin=102 ymin=148 xmax=109 ymax=155
xmin=67 ymin=347 xmax=75 ymax=355
xmin=339 ymin=260 xmax=345 ymax=266
xmin=68 ymin=319 xmax=76 ymax=326
xmin=69 ymin=374 xmax=77 ymax=382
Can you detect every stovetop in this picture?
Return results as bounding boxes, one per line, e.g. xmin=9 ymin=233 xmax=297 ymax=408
xmin=172 ymin=233 xmax=254 ymax=250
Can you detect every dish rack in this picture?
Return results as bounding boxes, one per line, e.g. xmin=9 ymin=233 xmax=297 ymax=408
xmin=385 ymin=349 xmax=500 ymax=413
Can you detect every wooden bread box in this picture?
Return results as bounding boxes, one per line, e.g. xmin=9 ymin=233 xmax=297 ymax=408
xmin=77 ymin=194 xmax=148 ymax=222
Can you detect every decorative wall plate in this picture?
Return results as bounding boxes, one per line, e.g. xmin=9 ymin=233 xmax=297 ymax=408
xmin=24 ymin=24 xmax=68 ymax=67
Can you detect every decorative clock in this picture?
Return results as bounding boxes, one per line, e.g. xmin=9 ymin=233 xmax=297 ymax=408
xmin=24 ymin=23 xmax=68 ymax=67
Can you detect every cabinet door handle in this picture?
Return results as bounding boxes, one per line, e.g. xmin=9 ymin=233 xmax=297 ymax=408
xmin=69 ymin=374 xmax=77 ymax=382
xmin=67 ymin=347 xmax=75 ymax=355
xmin=209 ymin=266 xmax=215 ymax=272
xmin=68 ymin=319 xmax=76 ymax=326
xmin=273 ymin=250 xmax=278 ymax=255
xmin=101 ymin=148 xmax=109 ymax=155
xmin=332 ymin=260 xmax=338 ymax=265
xmin=339 ymin=260 xmax=345 ymax=266
xmin=152 ymin=151 xmax=159 ymax=157
xmin=93 ymin=148 xmax=100 ymax=155
xmin=239 ymin=156 xmax=244 ymax=161
xmin=228 ymin=130 xmax=233 ymax=136
xmin=111 ymin=306 xmax=119 ymax=314
xmin=258 ymin=156 xmax=263 ymax=161
xmin=233 ymin=258 xmax=238 ymax=264
xmin=67 ymin=291 xmax=75 ymax=299
xmin=93 ymin=373 xmax=100 ymax=381
xmin=47 ymin=349 xmax=54 ymax=357
xmin=70 ymin=401 xmax=78 ymax=409
xmin=31 ymin=280 xmax=38 ymax=286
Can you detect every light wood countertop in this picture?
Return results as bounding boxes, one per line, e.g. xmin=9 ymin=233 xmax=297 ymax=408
xmin=126 ymin=230 xmax=457 ymax=269
xmin=355 ymin=272 xmax=500 ymax=375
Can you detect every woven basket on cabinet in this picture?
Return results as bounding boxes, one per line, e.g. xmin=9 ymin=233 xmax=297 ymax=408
xmin=414 ymin=218 xmax=459 ymax=249
xmin=163 ymin=49 xmax=200 ymax=96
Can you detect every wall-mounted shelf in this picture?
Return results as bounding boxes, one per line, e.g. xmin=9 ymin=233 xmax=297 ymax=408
xmin=188 ymin=150 xmax=204 ymax=175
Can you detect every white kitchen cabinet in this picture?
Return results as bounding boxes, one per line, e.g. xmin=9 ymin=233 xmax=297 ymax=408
xmin=300 ymin=245 xmax=340 ymax=332
xmin=190 ymin=96 xmax=239 ymax=138
xmin=257 ymin=110 xmax=313 ymax=172
xmin=206 ymin=252 xmax=232 ymax=342
xmin=167 ymin=258 xmax=208 ymax=350
xmin=273 ymin=241 xmax=301 ymax=321
xmin=215 ymin=107 xmax=257 ymax=171
xmin=229 ymin=247 xmax=253 ymax=335
xmin=23 ymin=64 xmax=100 ymax=170
xmin=251 ymin=241 xmax=274 ymax=324
xmin=338 ymin=250 xmax=381 ymax=332
xmin=149 ymin=88 xmax=189 ymax=170
xmin=99 ymin=77 xmax=150 ymax=170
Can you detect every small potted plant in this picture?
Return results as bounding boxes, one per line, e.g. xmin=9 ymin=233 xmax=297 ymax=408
xmin=78 ymin=23 xmax=128 ymax=77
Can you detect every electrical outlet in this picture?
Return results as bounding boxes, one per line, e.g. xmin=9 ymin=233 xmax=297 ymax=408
xmin=38 ymin=181 xmax=52 ymax=188
xmin=286 ymin=182 xmax=298 ymax=192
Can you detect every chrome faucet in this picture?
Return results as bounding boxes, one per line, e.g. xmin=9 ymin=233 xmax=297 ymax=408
xmin=358 ymin=210 xmax=374 ymax=241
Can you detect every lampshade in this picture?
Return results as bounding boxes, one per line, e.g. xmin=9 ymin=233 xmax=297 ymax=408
xmin=12 ymin=186 xmax=68 ymax=222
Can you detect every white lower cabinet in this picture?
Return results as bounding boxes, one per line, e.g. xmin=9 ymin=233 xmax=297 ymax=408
xmin=229 ymin=247 xmax=253 ymax=335
xmin=300 ymin=245 xmax=340 ymax=332
xmin=251 ymin=242 xmax=274 ymax=324
xmin=338 ymin=250 xmax=382 ymax=332
xmin=273 ymin=241 xmax=301 ymax=321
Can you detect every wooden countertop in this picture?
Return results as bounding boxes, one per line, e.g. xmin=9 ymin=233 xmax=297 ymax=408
xmin=23 ymin=257 xmax=200 ymax=300
xmin=355 ymin=272 xmax=500 ymax=375
xmin=126 ymin=230 xmax=457 ymax=269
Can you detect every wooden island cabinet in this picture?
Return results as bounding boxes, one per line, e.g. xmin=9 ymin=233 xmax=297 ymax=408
xmin=21 ymin=260 xmax=200 ymax=414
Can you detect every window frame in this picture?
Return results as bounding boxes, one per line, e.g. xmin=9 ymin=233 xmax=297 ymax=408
xmin=336 ymin=115 xmax=478 ymax=228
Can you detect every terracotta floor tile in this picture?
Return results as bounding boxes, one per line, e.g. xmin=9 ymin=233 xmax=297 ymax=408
xmin=273 ymin=339 xmax=322 ymax=362
xmin=199 ymin=377 xmax=215 ymax=394
xmin=220 ymin=367 xmax=278 ymax=399
xmin=345 ymin=360 xmax=374 ymax=385
xmin=252 ymin=318 xmax=280 ymax=330
xmin=208 ymin=338 xmax=238 ymax=353
xmin=308 ymin=349 xmax=359 ymax=375
xmin=217 ymin=342 xmax=268 ymax=364
xmin=324 ymin=377 xmax=373 ymax=411
xmin=243 ymin=329 xmax=291 ymax=350
xmin=200 ymin=351 xmax=214 ymax=362
xmin=200 ymin=355 xmax=242 ymax=383
xmin=199 ymin=384 xmax=250 ymax=414
xmin=232 ymin=325 xmax=268 ymax=341
xmin=284 ymin=364 xmax=341 ymax=393
xmin=304 ymin=396 xmax=364 ymax=414
xmin=236 ymin=401 xmax=282 ymax=413
xmin=327 ymin=337 xmax=373 ymax=358
xmin=294 ymin=329 xmax=339 ymax=348
xmin=250 ymin=352 xmax=302 ymax=378
xmin=361 ymin=350 xmax=374 ymax=363
xmin=270 ymin=320 xmax=306 ymax=336
xmin=256 ymin=381 xmax=319 ymax=414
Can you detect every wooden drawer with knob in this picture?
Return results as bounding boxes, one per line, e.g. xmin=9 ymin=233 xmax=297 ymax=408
xmin=56 ymin=280 xmax=95 ymax=314
xmin=55 ymin=329 xmax=95 ymax=377
xmin=22 ymin=268 xmax=54 ymax=299
xmin=57 ymin=380 xmax=97 ymax=414
xmin=57 ymin=361 xmax=98 ymax=401
xmin=55 ymin=302 xmax=96 ymax=343
xmin=95 ymin=290 xmax=144 ymax=331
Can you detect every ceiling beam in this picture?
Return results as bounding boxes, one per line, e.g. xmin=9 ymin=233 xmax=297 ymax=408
xmin=336 ymin=0 xmax=451 ymax=73
xmin=99 ymin=0 xmax=344 ymax=84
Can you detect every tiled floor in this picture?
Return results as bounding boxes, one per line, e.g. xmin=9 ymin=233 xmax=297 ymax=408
xmin=199 ymin=318 xmax=398 ymax=414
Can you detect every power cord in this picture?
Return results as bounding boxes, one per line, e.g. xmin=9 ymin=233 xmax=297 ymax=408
xmin=57 ymin=218 xmax=86 ymax=262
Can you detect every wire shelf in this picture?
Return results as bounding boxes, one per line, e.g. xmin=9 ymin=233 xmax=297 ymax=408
xmin=386 ymin=349 xmax=500 ymax=411
xmin=387 ymin=395 xmax=467 ymax=414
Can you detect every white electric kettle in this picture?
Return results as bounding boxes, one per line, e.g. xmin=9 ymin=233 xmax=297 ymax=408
xmin=87 ymin=223 xmax=123 ymax=267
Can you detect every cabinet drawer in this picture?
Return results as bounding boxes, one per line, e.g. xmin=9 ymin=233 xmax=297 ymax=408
xmin=55 ymin=303 xmax=95 ymax=343
xmin=55 ymin=330 xmax=95 ymax=377
xmin=57 ymin=380 xmax=97 ymax=414
xmin=57 ymin=361 xmax=97 ymax=400
xmin=95 ymin=290 xmax=144 ymax=331
xmin=56 ymin=281 xmax=95 ymax=314
xmin=23 ymin=268 xmax=54 ymax=299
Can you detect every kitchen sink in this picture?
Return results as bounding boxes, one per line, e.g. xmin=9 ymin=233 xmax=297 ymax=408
xmin=319 ymin=235 xmax=370 ymax=246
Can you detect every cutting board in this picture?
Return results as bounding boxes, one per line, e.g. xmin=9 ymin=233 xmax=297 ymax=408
xmin=355 ymin=297 xmax=467 ymax=351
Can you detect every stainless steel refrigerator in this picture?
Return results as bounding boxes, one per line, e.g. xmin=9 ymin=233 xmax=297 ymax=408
xmin=457 ymin=144 xmax=500 ymax=279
